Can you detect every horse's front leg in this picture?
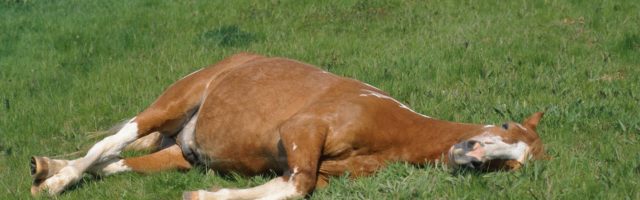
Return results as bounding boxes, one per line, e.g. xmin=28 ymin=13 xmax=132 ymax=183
xmin=183 ymin=117 xmax=327 ymax=200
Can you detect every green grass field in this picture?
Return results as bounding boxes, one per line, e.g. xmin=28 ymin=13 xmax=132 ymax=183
xmin=1 ymin=0 xmax=639 ymax=199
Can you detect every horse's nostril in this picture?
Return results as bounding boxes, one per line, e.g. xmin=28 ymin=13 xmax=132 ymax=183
xmin=465 ymin=140 xmax=478 ymax=149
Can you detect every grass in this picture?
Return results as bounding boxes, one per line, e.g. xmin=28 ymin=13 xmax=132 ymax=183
xmin=1 ymin=0 xmax=639 ymax=199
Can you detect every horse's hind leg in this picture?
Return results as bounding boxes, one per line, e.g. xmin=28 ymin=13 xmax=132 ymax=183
xmin=125 ymin=131 xmax=178 ymax=152
xmin=30 ymin=69 xmax=213 ymax=196
xmin=92 ymin=144 xmax=193 ymax=176
xmin=30 ymin=108 xmax=198 ymax=196
xmin=30 ymin=53 xmax=265 ymax=196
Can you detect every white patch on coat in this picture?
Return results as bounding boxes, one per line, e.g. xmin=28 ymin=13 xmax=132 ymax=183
xmin=291 ymin=166 xmax=299 ymax=180
xmin=292 ymin=143 xmax=298 ymax=151
xmin=363 ymin=83 xmax=382 ymax=91
xmin=483 ymin=125 xmax=496 ymax=129
xmin=182 ymin=68 xmax=204 ymax=80
xmin=359 ymin=89 xmax=432 ymax=118
xmin=178 ymin=112 xmax=199 ymax=153
xmin=199 ymin=79 xmax=214 ymax=104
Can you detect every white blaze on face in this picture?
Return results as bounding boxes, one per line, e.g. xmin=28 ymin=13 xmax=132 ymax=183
xmin=468 ymin=134 xmax=530 ymax=163
xmin=359 ymin=89 xmax=432 ymax=118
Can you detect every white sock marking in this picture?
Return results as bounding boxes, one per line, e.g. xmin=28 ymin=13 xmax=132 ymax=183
xmin=43 ymin=118 xmax=139 ymax=194
xmin=83 ymin=120 xmax=139 ymax=165
xmin=197 ymin=177 xmax=302 ymax=200
xmin=94 ymin=159 xmax=131 ymax=176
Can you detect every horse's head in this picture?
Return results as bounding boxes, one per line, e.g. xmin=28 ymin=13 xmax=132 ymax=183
xmin=448 ymin=112 xmax=545 ymax=171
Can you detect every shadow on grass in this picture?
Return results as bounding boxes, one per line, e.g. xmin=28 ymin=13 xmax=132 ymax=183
xmin=56 ymin=175 xmax=94 ymax=196
xmin=191 ymin=164 xmax=279 ymax=184
xmin=449 ymin=167 xmax=487 ymax=177
xmin=199 ymin=25 xmax=262 ymax=48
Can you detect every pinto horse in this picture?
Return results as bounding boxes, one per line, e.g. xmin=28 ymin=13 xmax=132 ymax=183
xmin=30 ymin=53 xmax=545 ymax=199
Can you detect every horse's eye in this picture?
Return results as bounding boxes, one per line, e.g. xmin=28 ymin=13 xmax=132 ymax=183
xmin=501 ymin=123 xmax=509 ymax=130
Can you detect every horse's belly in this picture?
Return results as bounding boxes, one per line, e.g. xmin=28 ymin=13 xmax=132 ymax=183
xmin=191 ymin=125 xmax=285 ymax=175
xmin=191 ymin=96 xmax=289 ymax=174
xmin=188 ymin=58 xmax=340 ymax=174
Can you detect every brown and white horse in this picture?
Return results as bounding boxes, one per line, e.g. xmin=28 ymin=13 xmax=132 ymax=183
xmin=30 ymin=53 xmax=545 ymax=199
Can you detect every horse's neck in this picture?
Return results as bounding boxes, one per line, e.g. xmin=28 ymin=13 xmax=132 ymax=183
xmin=389 ymin=114 xmax=484 ymax=164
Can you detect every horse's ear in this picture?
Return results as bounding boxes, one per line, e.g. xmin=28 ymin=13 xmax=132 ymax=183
xmin=522 ymin=112 xmax=544 ymax=131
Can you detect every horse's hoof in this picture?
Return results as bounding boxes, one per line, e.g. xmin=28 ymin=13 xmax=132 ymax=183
xmin=30 ymin=156 xmax=51 ymax=181
xmin=30 ymin=156 xmax=71 ymax=196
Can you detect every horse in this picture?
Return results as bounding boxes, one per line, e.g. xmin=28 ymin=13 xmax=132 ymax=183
xmin=30 ymin=53 xmax=545 ymax=199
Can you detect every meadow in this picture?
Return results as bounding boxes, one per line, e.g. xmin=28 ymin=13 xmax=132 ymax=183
xmin=1 ymin=0 xmax=639 ymax=199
